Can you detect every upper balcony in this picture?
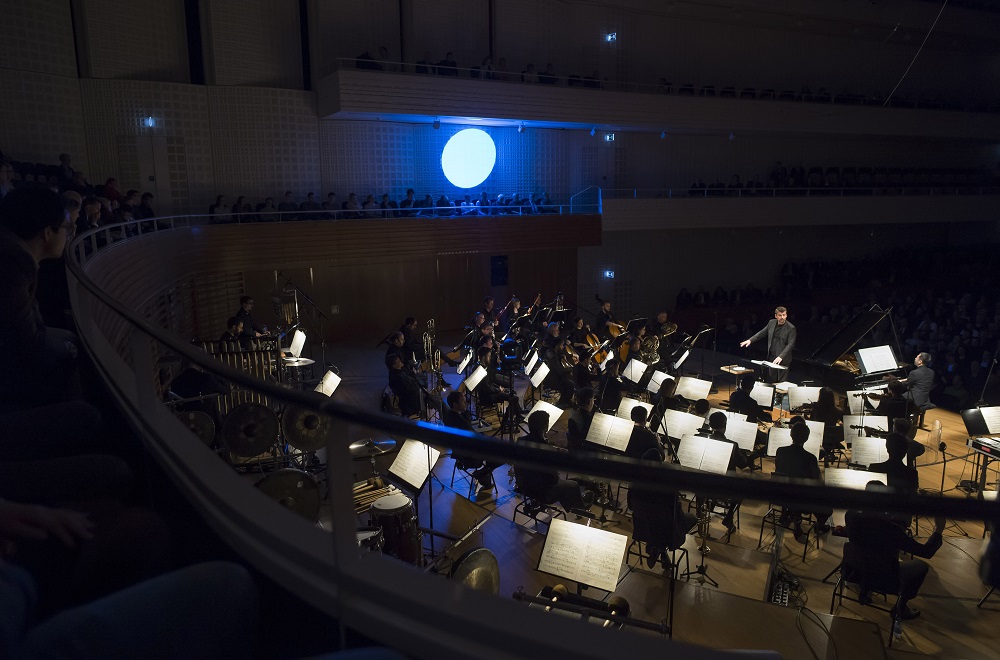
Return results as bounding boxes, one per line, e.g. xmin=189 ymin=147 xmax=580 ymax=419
xmin=317 ymin=60 xmax=1000 ymax=142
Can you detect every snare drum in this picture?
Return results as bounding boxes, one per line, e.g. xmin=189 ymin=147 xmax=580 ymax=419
xmin=369 ymin=493 xmax=422 ymax=566
xmin=355 ymin=526 xmax=384 ymax=554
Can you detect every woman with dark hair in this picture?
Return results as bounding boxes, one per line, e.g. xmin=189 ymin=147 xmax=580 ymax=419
xmin=808 ymin=386 xmax=844 ymax=464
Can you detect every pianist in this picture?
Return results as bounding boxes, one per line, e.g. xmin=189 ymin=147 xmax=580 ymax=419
xmin=885 ymin=352 xmax=934 ymax=410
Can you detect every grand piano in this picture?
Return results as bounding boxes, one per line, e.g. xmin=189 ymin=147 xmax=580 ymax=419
xmin=796 ymin=306 xmax=906 ymax=391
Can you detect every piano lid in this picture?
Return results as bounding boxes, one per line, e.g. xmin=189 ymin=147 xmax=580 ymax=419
xmin=805 ymin=307 xmax=890 ymax=366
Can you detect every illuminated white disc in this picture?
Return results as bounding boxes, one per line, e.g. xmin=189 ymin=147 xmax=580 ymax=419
xmin=440 ymin=129 xmax=497 ymax=189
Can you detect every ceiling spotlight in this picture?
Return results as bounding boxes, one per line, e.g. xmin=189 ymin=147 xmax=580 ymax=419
xmin=590 ymin=126 xmax=596 ymax=137
xmin=605 ymin=32 xmax=617 ymax=43
xmin=517 ymin=123 xmax=524 ymax=133
xmin=660 ymin=130 xmax=666 ymax=139
xmin=433 ymin=119 xmax=441 ymax=130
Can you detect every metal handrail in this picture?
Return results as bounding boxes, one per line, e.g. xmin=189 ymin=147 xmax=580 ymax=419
xmin=600 ymin=186 xmax=1000 ymax=199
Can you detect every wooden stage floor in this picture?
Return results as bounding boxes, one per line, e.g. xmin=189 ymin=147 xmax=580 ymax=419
xmin=294 ymin=340 xmax=998 ymax=658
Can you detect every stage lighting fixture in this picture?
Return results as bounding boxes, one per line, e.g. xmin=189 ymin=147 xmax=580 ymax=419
xmin=433 ymin=119 xmax=441 ymax=130
xmin=605 ymin=33 xmax=617 ymax=43
xmin=441 ymin=128 xmax=497 ymax=189
xmin=602 ymin=269 xmax=615 ymax=279
xmin=590 ymin=127 xmax=596 ymax=137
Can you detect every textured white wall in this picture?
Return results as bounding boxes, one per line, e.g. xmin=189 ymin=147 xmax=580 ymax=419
xmin=78 ymin=0 xmax=189 ymax=82
xmin=0 ymin=0 xmax=77 ymax=77
xmin=206 ymin=0 xmax=303 ymax=89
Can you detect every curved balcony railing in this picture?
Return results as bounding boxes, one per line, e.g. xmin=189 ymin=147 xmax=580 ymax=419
xmin=600 ymin=186 xmax=1000 ymax=200
xmin=65 ymin=214 xmax=999 ymax=658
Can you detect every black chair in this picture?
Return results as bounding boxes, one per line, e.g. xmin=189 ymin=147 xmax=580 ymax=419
xmin=450 ymin=457 xmax=497 ymax=499
xmin=757 ymin=500 xmax=822 ymax=562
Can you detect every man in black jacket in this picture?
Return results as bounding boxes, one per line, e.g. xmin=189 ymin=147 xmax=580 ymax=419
xmin=886 ymin=352 xmax=934 ymax=409
xmin=868 ymin=430 xmax=920 ymax=492
xmin=442 ymin=391 xmax=501 ymax=495
xmin=740 ymin=306 xmax=796 ymax=382
xmin=774 ymin=422 xmax=833 ymax=537
xmin=625 ymin=406 xmax=662 ymax=461
xmin=515 ymin=411 xmax=590 ymax=512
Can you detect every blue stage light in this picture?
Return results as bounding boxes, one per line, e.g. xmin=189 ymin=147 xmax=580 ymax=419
xmin=441 ymin=129 xmax=496 ymax=188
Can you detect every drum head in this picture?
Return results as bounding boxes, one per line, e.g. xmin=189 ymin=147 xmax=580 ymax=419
xmin=281 ymin=404 xmax=334 ymax=452
xmin=371 ymin=492 xmax=411 ymax=514
xmin=355 ymin=526 xmax=384 ymax=552
xmin=222 ymin=403 xmax=278 ymax=457
xmin=450 ymin=548 xmax=500 ymax=595
xmin=255 ymin=469 xmax=321 ymax=522
xmin=176 ymin=410 xmax=215 ymax=446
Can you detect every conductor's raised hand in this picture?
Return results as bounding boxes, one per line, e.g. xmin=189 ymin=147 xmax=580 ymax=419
xmin=739 ymin=339 xmax=751 ymax=348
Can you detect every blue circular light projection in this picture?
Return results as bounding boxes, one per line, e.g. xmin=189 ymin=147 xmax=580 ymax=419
xmin=441 ymin=128 xmax=496 ymax=188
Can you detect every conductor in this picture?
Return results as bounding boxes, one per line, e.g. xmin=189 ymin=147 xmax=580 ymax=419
xmin=740 ymin=306 xmax=796 ymax=382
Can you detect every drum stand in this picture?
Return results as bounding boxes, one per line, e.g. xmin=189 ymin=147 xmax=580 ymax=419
xmin=680 ymin=499 xmax=719 ymax=587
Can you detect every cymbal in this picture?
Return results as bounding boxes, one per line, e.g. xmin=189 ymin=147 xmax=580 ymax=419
xmin=222 ymin=403 xmax=278 ymax=457
xmin=283 ymin=357 xmax=315 ymax=367
xmin=349 ymin=437 xmax=397 ymax=459
xmin=176 ymin=410 xmax=215 ymax=446
xmin=255 ymin=469 xmax=321 ymax=522
xmin=282 ymin=404 xmax=334 ymax=452
xmin=450 ymin=548 xmax=500 ymax=595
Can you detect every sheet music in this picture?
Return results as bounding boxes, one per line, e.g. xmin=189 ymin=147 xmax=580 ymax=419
xmin=388 ymin=439 xmax=441 ymax=491
xmin=766 ymin=425 xmax=822 ymax=458
xmin=981 ymin=407 xmax=1000 ymax=435
xmin=463 ymin=365 xmax=487 ymax=391
xmin=773 ymin=380 xmax=797 ymax=393
xmin=525 ymin=400 xmax=564 ymax=431
xmin=313 ymin=370 xmax=341 ymax=396
xmin=585 ymin=412 xmax=632 ymax=453
xmin=597 ymin=358 xmax=607 ymax=372
xmin=843 ymin=414 xmax=888 ymax=438
xmin=856 ymin=345 xmax=898 ymax=375
xmin=288 ymin=329 xmax=306 ymax=358
xmin=676 ymin=435 xmax=733 ymax=474
xmin=647 ymin=371 xmax=674 ymax=394
xmin=749 ymin=383 xmax=775 ymax=409
xmin=851 ymin=437 xmax=889 ymax=467
xmin=537 ymin=518 xmax=628 ymax=593
xmin=724 ymin=418 xmax=759 ymax=452
xmin=803 ymin=419 xmax=825 ymax=450
xmin=523 ymin=350 xmax=538 ymax=374
xmin=788 ymin=386 xmax=821 ymax=409
xmin=615 ymin=397 xmax=653 ymax=421
xmin=622 ymin=359 xmax=648 ymax=383
xmin=658 ymin=408 xmax=705 ymax=439
xmin=751 ymin=359 xmax=787 ymax=371
xmin=457 ymin=352 xmax=473 ymax=373
xmin=674 ymin=376 xmax=712 ymax=401
xmin=824 ymin=468 xmax=887 ymax=490
xmin=844 ymin=384 xmax=887 ymax=414
xmin=530 ymin=362 xmax=550 ymax=388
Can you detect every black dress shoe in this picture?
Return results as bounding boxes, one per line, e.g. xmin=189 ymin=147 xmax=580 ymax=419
xmin=892 ymin=605 xmax=921 ymax=620
xmin=645 ymin=553 xmax=658 ymax=569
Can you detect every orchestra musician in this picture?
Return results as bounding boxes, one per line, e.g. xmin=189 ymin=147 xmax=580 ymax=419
xmin=739 ymin=306 xmax=796 ymax=382
xmin=386 ymin=353 xmax=422 ymax=418
xmin=475 ymin=346 xmax=524 ymax=419
xmin=443 ymin=390 xmax=502 ymax=496
xmin=844 ymin=482 xmax=945 ymax=621
xmin=694 ymin=412 xmax=747 ymax=534
xmin=541 ymin=322 xmax=575 ymax=408
xmin=595 ymin=299 xmax=617 ymax=341
xmin=885 ymin=352 xmax=934 ymax=410
xmin=868 ymin=424 xmax=921 ymax=491
xmin=385 ymin=331 xmax=409 ymax=364
xmin=568 ymin=317 xmax=591 ymax=354
xmin=501 ymin=297 xmax=521 ymax=333
xmin=514 ymin=411 xmax=592 ymax=513
xmin=566 ymin=387 xmax=595 ymax=452
xmin=808 ymin=386 xmax=845 ymax=463
xmin=482 ymin=296 xmax=497 ymax=326
xmin=472 ymin=311 xmax=486 ymax=331
xmin=399 ymin=316 xmax=425 ymax=363
xmin=625 ymin=407 xmax=663 ymax=461
xmin=220 ymin=317 xmax=242 ymax=344
xmin=596 ymin=359 xmax=624 ymax=413
xmin=729 ymin=373 xmax=772 ymax=425
xmin=234 ymin=296 xmax=266 ymax=350
xmin=870 ymin=379 xmax=909 ymax=427
xmin=773 ymin=422 xmax=833 ymax=540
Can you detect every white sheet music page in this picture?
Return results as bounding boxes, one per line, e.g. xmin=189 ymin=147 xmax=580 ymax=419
xmin=699 ymin=438 xmax=735 ymax=475
xmin=457 ymin=352 xmax=473 ymax=373
xmin=623 ymin=359 xmax=648 ymax=383
xmin=674 ymin=376 xmax=712 ymax=401
xmin=773 ymin=380 xmax=796 ymax=393
xmin=530 ymin=362 xmax=550 ymax=388
xmin=605 ymin=417 xmax=635 ymax=453
xmin=857 ymin=345 xmax=898 ymax=375
xmin=389 ymin=439 xmax=441 ymax=491
xmin=463 ymin=365 xmax=487 ymax=392
xmin=537 ymin=519 xmax=627 ymax=593
xmin=676 ymin=435 xmax=707 ymax=469
xmin=767 ymin=427 xmax=793 ymax=456
xmin=314 ymin=370 xmax=341 ymax=396
xmin=843 ymin=414 xmax=888 ymax=438
xmin=523 ymin=350 xmax=538 ymax=374
xmin=658 ymin=409 xmax=705 ymax=439
xmin=725 ymin=418 xmax=759 ymax=452
xmin=803 ymin=419 xmax=825 ymax=454
xmin=525 ymin=400 xmax=564 ymax=431
xmin=750 ymin=383 xmax=775 ymax=409
xmin=585 ymin=412 xmax=615 ymax=449
xmin=788 ymin=386 xmax=821 ymax=409
xmin=615 ymin=397 xmax=653 ymax=421
xmin=980 ymin=406 xmax=1000 ymax=435
xmin=288 ymin=329 xmax=306 ymax=358
xmin=647 ymin=371 xmax=674 ymax=394
xmin=824 ymin=468 xmax=887 ymax=490
xmin=851 ymin=437 xmax=889 ymax=467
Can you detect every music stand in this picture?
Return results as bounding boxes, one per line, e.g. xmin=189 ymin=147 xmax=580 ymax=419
xmin=536 ymin=518 xmax=629 ymax=595
xmin=675 ymin=435 xmax=734 ymax=587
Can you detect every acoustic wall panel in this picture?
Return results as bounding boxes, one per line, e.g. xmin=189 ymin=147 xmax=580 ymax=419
xmin=0 ymin=0 xmax=77 ymax=77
